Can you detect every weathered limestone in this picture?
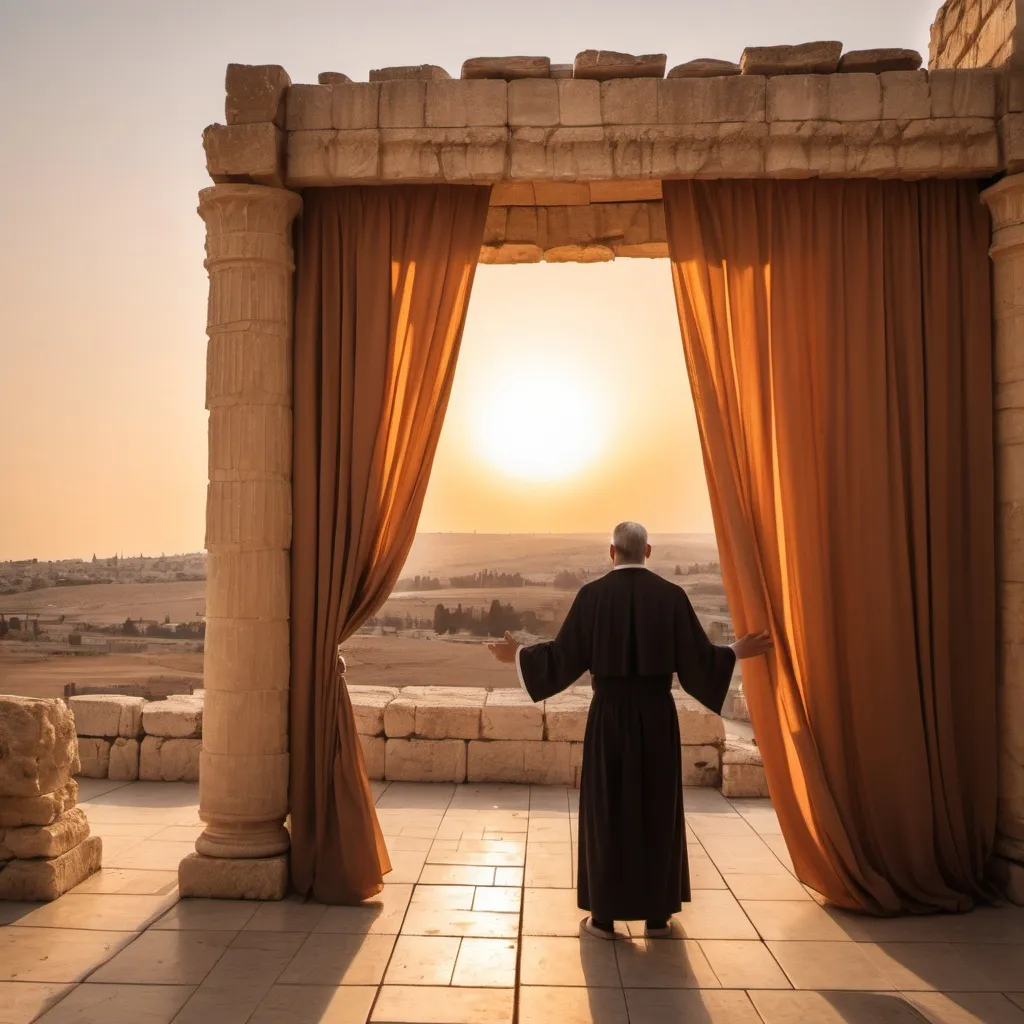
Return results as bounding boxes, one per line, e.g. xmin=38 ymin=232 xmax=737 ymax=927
xmin=674 ymin=694 xmax=727 ymax=747
xmin=741 ymin=41 xmax=843 ymax=76
xmin=838 ymin=49 xmax=922 ymax=74
xmin=462 ymin=57 xmax=550 ymax=80
xmin=360 ymin=735 xmax=386 ymax=781
xmin=107 ymin=738 xmax=140 ymax=782
xmin=682 ymin=745 xmax=722 ymax=787
xmin=225 ymin=64 xmax=290 ymax=127
xmin=668 ymin=59 xmax=741 ymax=79
xmin=385 ymin=738 xmax=467 ymax=782
xmin=0 ymin=781 xmax=78 ymax=829
xmin=191 ymin=183 xmax=301 ymax=895
xmin=482 ymin=690 xmax=544 ymax=741
xmin=544 ymin=691 xmax=591 ymax=742
xmin=929 ymin=0 xmax=1018 ymax=70
xmin=722 ymin=741 xmax=769 ymax=798
xmin=2 ymin=807 xmax=90 ymax=860
xmin=179 ymin=852 xmax=288 ymax=900
xmin=982 ymin=172 xmax=1024 ymax=905
xmin=351 ymin=686 xmax=401 ymax=736
xmin=0 ymin=697 xmax=78 ymax=797
xmin=318 ymin=72 xmax=352 ymax=85
xmin=0 ymin=836 xmax=102 ymax=901
xmin=467 ymin=740 xmax=573 ymax=785
xmin=203 ymin=123 xmax=285 ymax=188
xmin=69 ymin=694 xmax=145 ymax=740
xmin=574 ymin=50 xmax=667 ymax=81
xmin=75 ymin=738 xmax=110 ymax=779
xmin=371 ymin=65 xmax=450 ymax=82
xmin=142 ymin=696 xmax=203 ymax=738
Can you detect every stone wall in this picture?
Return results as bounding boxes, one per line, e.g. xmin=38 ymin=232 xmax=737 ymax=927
xmin=930 ymin=0 xmax=1018 ymax=69
xmin=1 ymin=696 xmax=101 ymax=900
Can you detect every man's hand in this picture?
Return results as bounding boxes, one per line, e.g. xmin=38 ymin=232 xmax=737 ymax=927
xmin=730 ymin=630 xmax=773 ymax=660
xmin=487 ymin=630 xmax=521 ymax=665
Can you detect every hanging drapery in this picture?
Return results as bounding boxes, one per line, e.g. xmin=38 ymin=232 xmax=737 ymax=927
xmin=290 ymin=184 xmax=491 ymax=904
xmin=664 ymin=179 xmax=997 ymax=915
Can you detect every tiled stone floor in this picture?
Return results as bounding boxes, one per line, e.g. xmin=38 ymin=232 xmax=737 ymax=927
xmin=2 ymin=779 xmax=1023 ymax=1023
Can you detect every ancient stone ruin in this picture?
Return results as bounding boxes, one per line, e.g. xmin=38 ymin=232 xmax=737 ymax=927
xmin=0 ymin=696 xmax=101 ymax=900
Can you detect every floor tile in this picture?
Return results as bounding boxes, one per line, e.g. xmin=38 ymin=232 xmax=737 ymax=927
xmin=0 ymin=928 xmax=135 ymax=983
xmin=229 ymin=931 xmax=306 ymax=955
xmin=410 ymin=885 xmax=475 ymax=910
xmin=70 ymin=868 xmax=178 ymax=896
xmin=315 ymin=884 xmax=412 ymax=935
xmin=522 ymin=888 xmax=589 ymax=937
xmin=0 ymin=982 xmax=74 ymax=1024
xmin=699 ymin=834 xmax=791 ymax=875
xmin=87 ymin=930 xmax=234 ymax=985
xmin=519 ymin=936 xmax=619 ymax=987
xmin=904 ymin=992 xmax=1024 ymax=1023
xmin=766 ymin=939 xmax=897 ymax=990
xmin=370 ymin=985 xmax=514 ymax=1023
xmin=8 ymin=893 xmax=176 ymax=933
xmin=749 ymin=990 xmax=931 ymax=1023
xmin=104 ymin=840 xmax=196 ymax=872
xmin=248 ymin=985 xmax=376 ymax=1024
xmin=951 ymin=944 xmax=1024 ymax=989
xmin=243 ymin=898 xmax=327 ymax=932
xmin=860 ymin=942 xmax=998 ymax=991
xmin=400 ymin=907 xmax=519 ymax=938
xmin=418 ymin=864 xmax=495 ymax=887
xmin=687 ymin=812 xmax=758 ymax=837
xmin=1008 ymin=994 xmax=1024 ymax=1011
xmin=699 ymin=939 xmax=793 ymax=988
xmin=518 ymin=986 xmax=627 ymax=1024
xmin=399 ymin=826 xmax=441 ymax=840
xmin=385 ymin=835 xmax=433 ymax=852
xmin=725 ymin=873 xmax=812 ymax=901
xmin=688 ymin=847 xmax=728 ymax=890
xmin=84 ymin=822 xmax=166 ymax=839
xmin=472 ymin=886 xmax=521 ymax=913
xmin=386 ymin=850 xmax=430 ymax=884
xmin=742 ymin=899 xmax=853 ymax=941
xmin=625 ymin=989 xmax=764 ymax=1023
xmin=35 ymin=983 xmax=194 ymax=1023
xmin=426 ymin=849 xmax=525 ymax=867
xmin=151 ymin=899 xmax=258 ymax=931
xmin=494 ymin=867 xmax=523 ymax=887
xmin=276 ymin=933 xmax=396 ymax=986
xmin=614 ymin=938 xmax=720 ymax=988
xmin=75 ymin=779 xmax=131 ymax=801
xmin=760 ymin=835 xmax=798 ymax=874
xmin=377 ymin=783 xmax=455 ymax=810
xmin=525 ymin=843 xmax=573 ymax=888
xmin=451 ymin=938 xmax=517 ymax=987
xmin=383 ymin=935 xmax=460 ymax=985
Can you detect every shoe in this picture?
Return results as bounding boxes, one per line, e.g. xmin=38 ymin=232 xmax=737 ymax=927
xmin=644 ymin=920 xmax=673 ymax=938
xmin=582 ymin=917 xmax=617 ymax=940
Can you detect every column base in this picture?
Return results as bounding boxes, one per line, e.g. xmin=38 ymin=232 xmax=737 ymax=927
xmin=990 ymin=854 xmax=1024 ymax=906
xmin=178 ymin=852 xmax=288 ymax=900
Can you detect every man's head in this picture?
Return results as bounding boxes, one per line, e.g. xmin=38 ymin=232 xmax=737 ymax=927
xmin=610 ymin=521 xmax=651 ymax=565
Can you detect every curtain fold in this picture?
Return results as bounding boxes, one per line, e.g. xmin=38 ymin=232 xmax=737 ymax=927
xmin=664 ymin=179 xmax=997 ymax=915
xmin=290 ymin=184 xmax=491 ymax=904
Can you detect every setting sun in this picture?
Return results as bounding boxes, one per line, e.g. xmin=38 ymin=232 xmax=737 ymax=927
xmin=470 ymin=363 xmax=605 ymax=482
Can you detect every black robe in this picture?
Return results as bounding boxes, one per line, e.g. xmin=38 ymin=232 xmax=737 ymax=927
xmin=518 ymin=566 xmax=735 ymax=921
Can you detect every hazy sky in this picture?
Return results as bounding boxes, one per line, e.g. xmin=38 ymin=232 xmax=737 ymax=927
xmin=0 ymin=0 xmax=938 ymax=559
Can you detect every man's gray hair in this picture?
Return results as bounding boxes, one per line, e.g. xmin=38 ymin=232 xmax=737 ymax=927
xmin=612 ymin=521 xmax=649 ymax=564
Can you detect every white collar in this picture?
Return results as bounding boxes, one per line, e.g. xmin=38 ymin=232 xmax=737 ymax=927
xmin=612 ymin=563 xmax=648 ymax=570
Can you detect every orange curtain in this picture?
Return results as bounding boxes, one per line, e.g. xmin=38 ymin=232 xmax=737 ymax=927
xmin=664 ymin=179 xmax=998 ymax=915
xmin=290 ymin=184 xmax=491 ymax=904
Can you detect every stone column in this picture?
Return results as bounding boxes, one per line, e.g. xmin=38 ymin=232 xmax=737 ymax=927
xmin=983 ymin=173 xmax=1024 ymax=904
xmin=178 ymin=183 xmax=301 ymax=901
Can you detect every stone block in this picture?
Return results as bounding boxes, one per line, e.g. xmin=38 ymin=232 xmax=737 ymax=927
xmin=75 ymin=737 xmax=110 ymax=780
xmin=332 ymin=83 xmax=381 ymax=130
xmin=544 ymin=244 xmax=614 ymax=263
xmin=673 ymin=692 xmax=725 ymax=745
xmin=1002 ymin=113 xmax=1024 ymax=173
xmin=838 ymin=48 xmax=921 ymax=73
xmin=0 ymin=835 xmax=102 ymax=901
xmin=69 ymin=694 xmax=146 ymax=739
xmin=741 ymin=41 xmax=843 ymax=76
xmin=544 ymin=693 xmax=591 ymax=742
xmin=509 ymin=79 xmax=559 ymax=126
xmin=414 ymin=693 xmax=485 ymax=740
xmin=379 ymin=79 xmax=427 ymax=128
xmin=319 ymin=72 xmax=351 ymax=84
xmin=206 ymin=550 xmax=290 ymax=621
xmin=3 ymin=807 xmax=90 ymax=860
xmin=349 ymin=686 xmax=400 ymax=736
xmin=0 ymin=696 xmax=78 ymax=798
xmin=574 ymin=50 xmax=667 ymax=81
xmin=462 ymin=56 xmax=550 ymax=80
xmin=370 ymin=65 xmax=450 ymax=82
xmin=601 ymin=79 xmax=658 ymax=124
xmin=668 ymin=59 xmax=740 ymax=78
xmin=383 ymin=697 xmax=417 ymax=737
xmin=467 ymin=740 xmax=572 ymax=785
xmin=682 ymin=745 xmax=721 ymax=787
xmin=551 ymin=64 xmax=573 ymax=79
xmin=143 ymin=697 xmax=203 ymax=738
xmin=658 ymin=77 xmax=766 ymax=124
xmin=426 ymin=80 xmax=507 ymax=127
xmin=880 ymin=71 xmax=930 ymax=120
xmin=379 ymin=126 xmax=507 ymax=182
xmin=108 ymin=738 xmax=140 ymax=782
xmin=287 ymin=129 xmax=380 ymax=186
xmin=0 ymin=781 xmax=78 ymax=829
xmin=285 ymin=84 xmax=332 ymax=130
xmin=203 ymin=123 xmax=284 ymax=188
xmin=225 ymin=64 xmax=290 ymax=127
xmin=385 ymin=739 xmax=467 ymax=783
xmin=359 ymin=735 xmax=385 ymax=781
xmin=482 ymin=690 xmax=543 ymax=741
xmin=930 ymin=69 xmax=997 ymax=119
xmin=767 ymin=75 xmax=880 ymax=122
xmin=722 ymin=762 xmax=770 ymax=798
xmin=140 ymin=737 xmax=201 ymax=783
xmin=178 ymin=852 xmax=287 ymax=900
xmin=558 ymin=80 xmax=601 ymax=126
xmin=570 ymin=743 xmax=584 ymax=788
xmin=479 ymin=244 xmax=544 ymax=264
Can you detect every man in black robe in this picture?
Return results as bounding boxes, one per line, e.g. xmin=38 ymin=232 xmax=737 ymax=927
xmin=487 ymin=522 xmax=772 ymax=938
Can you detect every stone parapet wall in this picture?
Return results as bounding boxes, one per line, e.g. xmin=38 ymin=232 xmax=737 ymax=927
xmin=930 ymin=0 xmax=1018 ymax=70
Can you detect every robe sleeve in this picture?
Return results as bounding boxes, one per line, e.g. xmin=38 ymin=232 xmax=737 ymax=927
xmin=674 ymin=587 xmax=736 ymax=715
xmin=516 ymin=589 xmax=591 ymax=703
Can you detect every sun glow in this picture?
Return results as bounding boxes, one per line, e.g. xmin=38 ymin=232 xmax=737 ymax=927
xmin=470 ymin=363 xmax=606 ymax=482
